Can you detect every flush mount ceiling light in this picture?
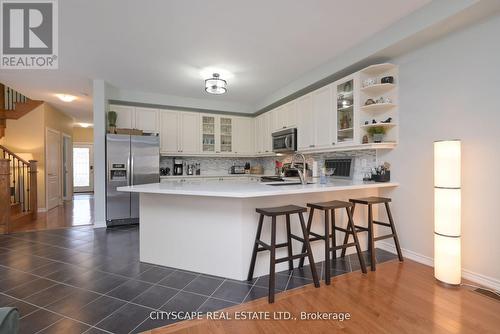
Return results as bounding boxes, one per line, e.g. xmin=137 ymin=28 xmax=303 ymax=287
xmin=205 ymin=73 xmax=227 ymax=95
xmin=55 ymin=94 xmax=77 ymax=102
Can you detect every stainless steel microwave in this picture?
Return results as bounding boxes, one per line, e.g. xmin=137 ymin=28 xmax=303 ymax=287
xmin=272 ymin=128 xmax=297 ymax=153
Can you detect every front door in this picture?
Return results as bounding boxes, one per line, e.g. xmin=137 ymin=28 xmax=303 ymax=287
xmin=73 ymin=143 xmax=94 ymax=193
xmin=46 ymin=128 xmax=61 ymax=210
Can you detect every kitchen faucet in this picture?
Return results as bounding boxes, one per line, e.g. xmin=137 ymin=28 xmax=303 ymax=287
xmin=291 ymin=153 xmax=308 ymax=185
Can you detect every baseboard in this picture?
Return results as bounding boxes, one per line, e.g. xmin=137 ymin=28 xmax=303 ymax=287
xmin=93 ymin=220 xmax=106 ymax=229
xmin=377 ymin=242 xmax=500 ymax=292
xmin=37 ymin=208 xmax=47 ymax=213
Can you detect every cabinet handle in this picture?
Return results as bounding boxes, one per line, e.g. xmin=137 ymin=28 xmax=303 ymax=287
xmin=216 ymin=151 xmax=220 ymax=153
xmin=332 ymin=142 xmax=336 ymax=145
xmin=309 ymin=144 xmax=315 ymax=148
xmin=282 ymin=126 xmax=286 ymax=129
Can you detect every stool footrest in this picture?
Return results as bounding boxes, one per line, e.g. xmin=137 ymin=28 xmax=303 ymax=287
xmin=309 ymin=231 xmax=324 ymax=239
xmin=256 ymin=240 xmax=270 ymax=251
xmin=290 ymin=234 xmax=305 ymax=243
xmin=276 ymin=253 xmax=308 ymax=263
xmin=331 ymin=242 xmax=357 ymax=251
xmin=373 ymin=220 xmax=391 ymax=227
xmin=374 ymin=234 xmax=395 ymax=242
xmin=354 ymin=225 xmax=369 ymax=232
xmin=334 ymin=227 xmax=350 ymax=234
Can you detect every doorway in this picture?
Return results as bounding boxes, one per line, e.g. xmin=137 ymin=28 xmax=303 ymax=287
xmin=73 ymin=143 xmax=94 ymax=193
xmin=46 ymin=128 xmax=62 ymax=210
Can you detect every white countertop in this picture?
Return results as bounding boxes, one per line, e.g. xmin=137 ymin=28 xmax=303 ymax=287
xmin=118 ymin=179 xmax=398 ymax=198
xmin=160 ymin=174 xmax=268 ymax=179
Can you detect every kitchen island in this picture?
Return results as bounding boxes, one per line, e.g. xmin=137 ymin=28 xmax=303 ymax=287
xmin=118 ymin=179 xmax=398 ymax=280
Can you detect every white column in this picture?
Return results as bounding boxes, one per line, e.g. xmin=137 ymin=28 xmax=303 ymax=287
xmin=92 ymin=80 xmax=108 ymax=228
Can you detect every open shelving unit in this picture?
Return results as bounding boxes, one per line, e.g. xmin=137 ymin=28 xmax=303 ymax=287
xmin=358 ymin=63 xmax=399 ymax=145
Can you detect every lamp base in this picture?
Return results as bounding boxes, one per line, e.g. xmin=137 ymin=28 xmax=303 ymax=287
xmin=435 ymin=278 xmax=461 ymax=288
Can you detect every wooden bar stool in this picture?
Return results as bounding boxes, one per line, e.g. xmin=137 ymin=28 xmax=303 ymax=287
xmin=341 ymin=197 xmax=404 ymax=271
xmin=247 ymin=205 xmax=320 ymax=303
xmin=298 ymin=200 xmax=367 ymax=285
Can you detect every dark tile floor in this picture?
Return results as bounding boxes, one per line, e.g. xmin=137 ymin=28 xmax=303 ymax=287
xmin=0 ymin=225 xmax=398 ymax=334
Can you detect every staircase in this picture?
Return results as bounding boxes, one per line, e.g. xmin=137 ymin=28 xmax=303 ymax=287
xmin=0 ymin=150 xmax=39 ymax=235
xmin=0 ymin=84 xmax=43 ymax=140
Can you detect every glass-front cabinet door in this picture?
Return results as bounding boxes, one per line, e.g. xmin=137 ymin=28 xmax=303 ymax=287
xmin=219 ymin=117 xmax=232 ymax=152
xmin=336 ymin=79 xmax=354 ymax=144
xmin=202 ymin=115 xmax=216 ymax=152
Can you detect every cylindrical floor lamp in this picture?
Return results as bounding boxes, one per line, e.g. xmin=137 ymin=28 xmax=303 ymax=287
xmin=434 ymin=140 xmax=461 ymax=286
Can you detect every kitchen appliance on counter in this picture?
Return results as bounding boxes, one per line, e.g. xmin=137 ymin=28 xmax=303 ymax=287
xmin=272 ymin=128 xmax=297 ymax=153
xmin=106 ymin=134 xmax=159 ymax=227
xmin=229 ymin=165 xmax=246 ymax=174
xmin=173 ymin=158 xmax=183 ymax=175
xmin=187 ymin=164 xmax=194 ymax=175
xmin=160 ymin=167 xmax=170 ymax=176
xmin=324 ymin=158 xmax=354 ymax=179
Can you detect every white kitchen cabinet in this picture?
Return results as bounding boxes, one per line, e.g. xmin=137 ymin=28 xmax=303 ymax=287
xmin=262 ymin=112 xmax=272 ymax=154
xmin=201 ymin=115 xmax=234 ymax=154
xmin=135 ymin=107 xmax=159 ymax=133
xmin=312 ymin=84 xmax=335 ymax=149
xmin=109 ymin=105 xmax=159 ymax=133
xmin=296 ymin=94 xmax=314 ymax=150
xmin=160 ymin=110 xmax=200 ymax=154
xmin=180 ymin=112 xmax=200 ymax=154
xmin=254 ymin=114 xmax=264 ymax=154
xmin=271 ymin=101 xmax=297 ymax=132
xmin=110 ymin=105 xmax=134 ymax=129
xmin=159 ymin=110 xmax=180 ymax=153
xmin=233 ymin=117 xmax=254 ymax=155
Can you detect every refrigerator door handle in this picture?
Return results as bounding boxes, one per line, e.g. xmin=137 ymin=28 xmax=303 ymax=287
xmin=130 ymin=153 xmax=134 ymax=185
xmin=127 ymin=153 xmax=131 ymax=186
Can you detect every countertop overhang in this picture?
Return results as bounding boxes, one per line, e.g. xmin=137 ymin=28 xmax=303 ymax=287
xmin=118 ymin=180 xmax=398 ymax=198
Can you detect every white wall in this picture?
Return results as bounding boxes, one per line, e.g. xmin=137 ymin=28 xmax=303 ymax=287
xmin=379 ymin=14 xmax=500 ymax=289
xmin=92 ymin=80 xmax=110 ymax=228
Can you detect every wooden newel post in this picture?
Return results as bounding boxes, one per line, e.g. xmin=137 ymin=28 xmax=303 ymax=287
xmin=0 ymin=159 xmax=10 ymax=234
xmin=29 ymin=160 xmax=38 ymax=220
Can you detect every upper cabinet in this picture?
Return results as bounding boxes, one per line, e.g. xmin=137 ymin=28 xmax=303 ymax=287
xmin=335 ymin=75 xmax=356 ymax=145
xmin=271 ymin=101 xmax=297 ymax=132
xmin=110 ymin=105 xmax=134 ymax=129
xmin=113 ymin=63 xmax=398 ymax=157
xmin=160 ymin=110 xmax=200 ymax=154
xmin=109 ymin=105 xmax=159 ymax=133
xmin=233 ymin=117 xmax=254 ymax=155
xmin=135 ymin=107 xmax=159 ymax=133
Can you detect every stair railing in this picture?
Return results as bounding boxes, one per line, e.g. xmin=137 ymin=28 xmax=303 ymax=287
xmin=0 ymin=145 xmax=37 ymax=234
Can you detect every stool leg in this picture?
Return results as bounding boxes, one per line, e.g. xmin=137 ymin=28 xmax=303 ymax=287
xmin=340 ymin=204 xmax=356 ymax=258
xmin=324 ymin=210 xmax=331 ymax=285
xmin=368 ymin=204 xmax=376 ymax=271
xmin=347 ymin=207 xmax=367 ymax=274
xmin=331 ymin=209 xmax=336 ymax=259
xmin=298 ymin=212 xmax=320 ymax=288
xmin=299 ymin=208 xmax=315 ymax=268
xmin=285 ymin=214 xmax=294 ymax=271
xmin=269 ymin=216 xmax=277 ymax=303
xmin=385 ymin=203 xmax=404 ymax=262
xmin=247 ymin=214 xmax=264 ymax=281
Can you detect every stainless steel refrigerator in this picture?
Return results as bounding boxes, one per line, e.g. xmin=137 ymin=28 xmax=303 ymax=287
xmin=106 ymin=134 xmax=159 ymax=226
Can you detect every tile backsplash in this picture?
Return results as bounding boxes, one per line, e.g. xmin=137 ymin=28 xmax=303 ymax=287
xmin=161 ymin=150 xmax=378 ymax=180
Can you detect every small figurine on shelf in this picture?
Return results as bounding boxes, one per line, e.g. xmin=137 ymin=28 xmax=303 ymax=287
xmin=362 ymin=135 xmax=369 ymax=144
xmin=381 ymin=117 xmax=393 ymax=123
xmin=372 ymin=119 xmax=377 ymax=124
xmin=364 ymin=120 xmax=369 ymax=125
xmin=364 ymin=98 xmax=376 ymax=106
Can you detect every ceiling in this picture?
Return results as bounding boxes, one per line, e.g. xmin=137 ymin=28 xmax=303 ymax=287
xmin=0 ymin=0 xmax=431 ymax=123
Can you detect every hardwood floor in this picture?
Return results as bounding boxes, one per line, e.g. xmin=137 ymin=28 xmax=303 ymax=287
xmin=151 ymin=260 xmax=500 ymax=334
xmin=10 ymin=193 xmax=94 ymax=232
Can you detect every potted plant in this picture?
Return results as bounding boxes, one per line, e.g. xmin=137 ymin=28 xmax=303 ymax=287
xmin=367 ymin=126 xmax=386 ymax=143
xmin=108 ymin=111 xmax=117 ymax=133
